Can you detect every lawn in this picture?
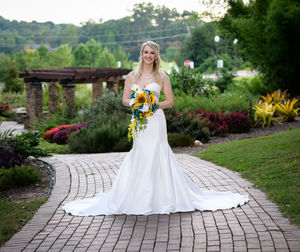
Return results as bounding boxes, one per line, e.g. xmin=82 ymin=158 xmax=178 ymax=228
xmin=0 ymin=198 xmax=46 ymax=246
xmin=196 ymin=127 xmax=300 ymax=226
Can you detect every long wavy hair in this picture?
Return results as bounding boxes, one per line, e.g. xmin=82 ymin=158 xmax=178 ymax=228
xmin=135 ymin=41 xmax=162 ymax=84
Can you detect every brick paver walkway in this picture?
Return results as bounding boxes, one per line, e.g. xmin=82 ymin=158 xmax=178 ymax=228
xmin=1 ymin=153 xmax=300 ymax=252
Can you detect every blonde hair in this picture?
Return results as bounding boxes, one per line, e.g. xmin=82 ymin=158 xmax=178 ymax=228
xmin=135 ymin=41 xmax=162 ymax=83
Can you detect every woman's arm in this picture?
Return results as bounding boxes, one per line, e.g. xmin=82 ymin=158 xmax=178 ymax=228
xmin=158 ymin=73 xmax=174 ymax=109
xmin=122 ymin=72 xmax=134 ymax=107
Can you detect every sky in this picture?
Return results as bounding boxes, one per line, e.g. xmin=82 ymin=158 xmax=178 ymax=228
xmin=1 ymin=0 xmax=210 ymax=26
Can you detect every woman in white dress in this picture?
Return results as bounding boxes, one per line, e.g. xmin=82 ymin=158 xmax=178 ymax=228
xmin=62 ymin=41 xmax=249 ymax=216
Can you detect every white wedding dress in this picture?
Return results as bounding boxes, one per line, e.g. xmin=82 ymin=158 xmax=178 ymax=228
xmin=62 ymin=83 xmax=249 ymax=216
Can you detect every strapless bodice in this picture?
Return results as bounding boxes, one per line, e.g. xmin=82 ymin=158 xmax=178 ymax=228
xmin=131 ymin=83 xmax=161 ymax=100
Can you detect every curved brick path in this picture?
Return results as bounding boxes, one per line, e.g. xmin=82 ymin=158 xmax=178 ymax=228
xmin=1 ymin=153 xmax=300 ymax=252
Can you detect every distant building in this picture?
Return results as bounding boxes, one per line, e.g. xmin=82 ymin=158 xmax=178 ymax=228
xmin=24 ymin=43 xmax=56 ymax=52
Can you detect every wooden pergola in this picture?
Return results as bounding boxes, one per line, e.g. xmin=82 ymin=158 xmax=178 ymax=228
xmin=19 ymin=67 xmax=131 ymax=128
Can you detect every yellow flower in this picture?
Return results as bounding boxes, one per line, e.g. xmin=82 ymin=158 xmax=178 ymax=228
xmin=136 ymin=93 xmax=147 ymax=104
xmin=149 ymin=94 xmax=156 ymax=105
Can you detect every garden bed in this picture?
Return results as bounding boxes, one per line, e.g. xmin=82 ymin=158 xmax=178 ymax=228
xmin=0 ymin=159 xmax=52 ymax=202
xmin=173 ymin=117 xmax=300 ymax=154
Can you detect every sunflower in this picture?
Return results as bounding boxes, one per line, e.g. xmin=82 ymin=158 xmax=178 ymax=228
xmin=135 ymin=92 xmax=147 ymax=105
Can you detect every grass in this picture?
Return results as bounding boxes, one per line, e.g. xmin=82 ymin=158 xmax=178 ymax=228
xmin=196 ymin=127 xmax=300 ymax=226
xmin=0 ymin=198 xmax=47 ymax=246
xmin=38 ymin=138 xmax=71 ymax=154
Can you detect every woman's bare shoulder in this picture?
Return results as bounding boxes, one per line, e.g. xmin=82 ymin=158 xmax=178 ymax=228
xmin=160 ymin=71 xmax=170 ymax=83
xmin=126 ymin=71 xmax=136 ymax=84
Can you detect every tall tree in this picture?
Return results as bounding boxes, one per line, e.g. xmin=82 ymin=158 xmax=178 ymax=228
xmin=177 ymin=22 xmax=216 ymax=67
xmin=221 ymin=0 xmax=300 ymax=94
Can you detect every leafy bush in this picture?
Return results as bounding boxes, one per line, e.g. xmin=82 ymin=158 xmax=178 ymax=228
xmin=78 ymin=92 xmax=131 ymax=127
xmin=0 ymin=92 xmax=26 ymax=108
xmin=0 ymin=105 xmax=10 ymax=117
xmin=43 ymin=124 xmax=87 ymax=145
xmin=69 ymin=93 xmax=131 ymax=153
xmin=196 ymin=110 xmax=252 ymax=135
xmin=32 ymin=111 xmax=77 ymax=133
xmin=113 ymin=137 xmax=133 ymax=152
xmin=168 ymin=133 xmax=194 ymax=148
xmin=231 ymin=76 xmax=267 ymax=95
xmin=169 ymin=67 xmax=218 ymax=97
xmin=165 ymin=108 xmax=210 ymax=143
xmin=69 ymin=123 xmax=128 ymax=153
xmin=214 ymin=70 xmax=234 ymax=92
xmin=0 ymin=127 xmax=49 ymax=169
xmin=277 ymin=98 xmax=300 ymax=122
xmin=225 ymin=112 xmax=252 ymax=133
xmin=174 ymin=90 xmax=255 ymax=113
xmin=38 ymin=138 xmax=71 ymax=154
xmin=253 ymin=103 xmax=277 ymax=127
xmin=253 ymin=90 xmax=299 ymax=127
xmin=196 ymin=110 xmax=229 ymax=136
xmin=0 ymin=165 xmax=41 ymax=191
xmin=2 ymin=63 xmax=24 ymax=93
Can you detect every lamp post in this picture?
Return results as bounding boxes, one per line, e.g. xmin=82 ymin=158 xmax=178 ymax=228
xmin=214 ymin=35 xmax=220 ymax=76
xmin=233 ymin=39 xmax=238 ymax=73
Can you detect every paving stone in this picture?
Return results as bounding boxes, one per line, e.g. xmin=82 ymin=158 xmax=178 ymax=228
xmin=1 ymin=153 xmax=300 ymax=252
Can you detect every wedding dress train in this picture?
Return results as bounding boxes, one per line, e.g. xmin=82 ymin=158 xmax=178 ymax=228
xmin=62 ymin=83 xmax=249 ymax=216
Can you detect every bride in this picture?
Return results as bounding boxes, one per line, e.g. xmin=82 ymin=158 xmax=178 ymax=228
xmin=62 ymin=41 xmax=249 ymax=216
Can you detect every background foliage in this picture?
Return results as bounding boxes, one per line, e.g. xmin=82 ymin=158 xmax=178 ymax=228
xmin=220 ymin=0 xmax=300 ymax=94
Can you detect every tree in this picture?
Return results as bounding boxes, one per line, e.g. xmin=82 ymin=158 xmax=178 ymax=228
xmin=48 ymin=45 xmax=73 ymax=68
xmin=177 ymin=22 xmax=216 ymax=67
xmin=220 ymin=0 xmax=300 ymax=94
xmin=113 ymin=46 xmax=132 ymax=69
xmin=73 ymin=43 xmax=91 ymax=66
xmin=2 ymin=62 xmax=24 ymax=93
xmin=0 ymin=53 xmax=12 ymax=81
xmin=94 ymin=48 xmax=117 ymax=68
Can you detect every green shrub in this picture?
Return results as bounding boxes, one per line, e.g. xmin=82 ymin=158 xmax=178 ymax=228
xmin=174 ymin=90 xmax=256 ymax=113
xmin=113 ymin=137 xmax=133 ymax=152
xmin=32 ymin=111 xmax=77 ymax=133
xmin=214 ymin=70 xmax=234 ymax=92
xmin=165 ymin=108 xmax=210 ymax=143
xmin=0 ymin=126 xmax=49 ymax=169
xmin=43 ymin=124 xmax=57 ymax=132
xmin=230 ymin=76 xmax=268 ymax=95
xmin=68 ymin=92 xmax=131 ymax=153
xmin=69 ymin=123 xmax=127 ymax=153
xmin=78 ymin=92 xmax=131 ymax=127
xmin=169 ymin=67 xmax=218 ymax=97
xmin=168 ymin=133 xmax=194 ymax=148
xmin=38 ymin=138 xmax=71 ymax=154
xmin=2 ymin=64 xmax=24 ymax=93
xmin=0 ymin=91 xmax=26 ymax=108
xmin=0 ymin=165 xmax=41 ymax=191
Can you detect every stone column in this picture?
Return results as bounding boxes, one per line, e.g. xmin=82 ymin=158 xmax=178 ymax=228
xmin=62 ymin=84 xmax=76 ymax=117
xmin=48 ymin=82 xmax=59 ymax=114
xmin=107 ymin=81 xmax=118 ymax=96
xmin=92 ymin=80 xmax=103 ymax=104
xmin=25 ymin=82 xmax=43 ymax=129
xmin=118 ymin=79 xmax=125 ymax=92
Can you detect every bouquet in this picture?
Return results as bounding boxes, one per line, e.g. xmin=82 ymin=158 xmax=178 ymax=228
xmin=128 ymin=87 xmax=158 ymax=140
